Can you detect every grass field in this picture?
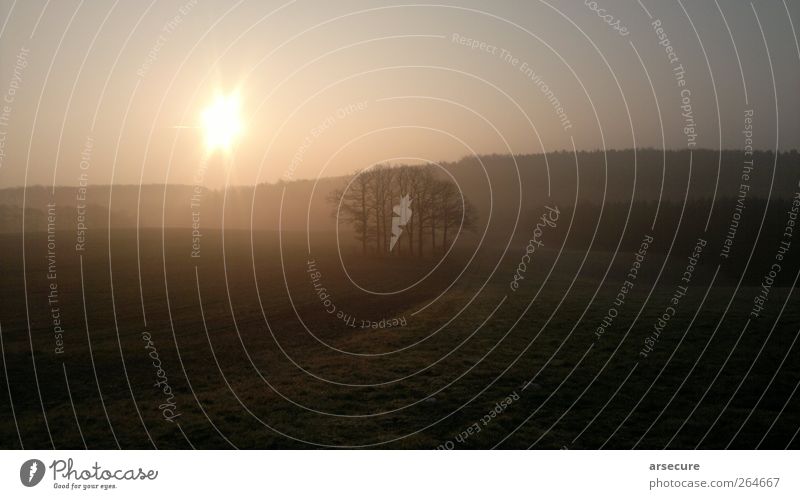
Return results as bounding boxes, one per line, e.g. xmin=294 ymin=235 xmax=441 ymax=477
xmin=1 ymin=228 xmax=798 ymax=449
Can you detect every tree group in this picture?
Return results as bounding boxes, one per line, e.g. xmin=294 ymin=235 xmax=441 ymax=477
xmin=331 ymin=164 xmax=478 ymax=256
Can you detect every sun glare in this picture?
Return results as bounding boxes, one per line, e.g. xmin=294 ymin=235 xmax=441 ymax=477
xmin=201 ymin=93 xmax=243 ymax=153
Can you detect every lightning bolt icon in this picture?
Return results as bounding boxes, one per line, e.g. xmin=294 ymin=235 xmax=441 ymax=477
xmin=390 ymin=194 xmax=412 ymax=251
xmin=28 ymin=461 xmax=37 ymax=484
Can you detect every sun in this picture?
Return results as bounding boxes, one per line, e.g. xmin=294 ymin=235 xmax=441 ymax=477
xmin=201 ymin=93 xmax=243 ymax=153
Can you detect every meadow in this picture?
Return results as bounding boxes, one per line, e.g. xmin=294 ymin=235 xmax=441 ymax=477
xmin=1 ymin=225 xmax=798 ymax=449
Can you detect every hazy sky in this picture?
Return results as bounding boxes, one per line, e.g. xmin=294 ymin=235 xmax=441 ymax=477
xmin=0 ymin=0 xmax=798 ymax=187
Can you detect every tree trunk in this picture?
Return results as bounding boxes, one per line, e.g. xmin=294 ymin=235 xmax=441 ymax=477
xmin=384 ymin=196 xmax=389 ymax=254
xmin=430 ymin=213 xmax=436 ymax=251
xmin=417 ymin=209 xmax=424 ymax=257
xmin=378 ymin=202 xmax=383 ymax=254
xmin=374 ymin=204 xmax=381 ymax=254
xmin=361 ymin=188 xmax=367 ymax=255
xmin=407 ymin=219 xmax=414 ymax=256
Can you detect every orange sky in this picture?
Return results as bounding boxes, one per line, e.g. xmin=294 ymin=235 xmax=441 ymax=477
xmin=0 ymin=0 xmax=798 ymax=188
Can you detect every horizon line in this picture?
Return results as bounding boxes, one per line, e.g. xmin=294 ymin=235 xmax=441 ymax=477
xmin=1 ymin=147 xmax=796 ymax=191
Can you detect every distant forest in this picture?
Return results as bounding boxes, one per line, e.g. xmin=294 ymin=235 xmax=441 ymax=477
xmin=1 ymin=149 xmax=798 ymax=259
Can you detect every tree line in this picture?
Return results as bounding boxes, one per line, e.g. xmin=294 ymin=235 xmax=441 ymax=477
xmin=331 ymin=164 xmax=478 ymax=256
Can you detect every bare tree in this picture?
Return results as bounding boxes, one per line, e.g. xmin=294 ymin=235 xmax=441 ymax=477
xmin=438 ymin=180 xmax=460 ymax=250
xmin=329 ymin=169 xmax=373 ymax=255
xmin=333 ymin=164 xmax=478 ymax=257
xmin=393 ymin=165 xmax=413 ymax=256
xmin=373 ymin=165 xmax=395 ymax=254
xmin=414 ymin=166 xmax=436 ymax=257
